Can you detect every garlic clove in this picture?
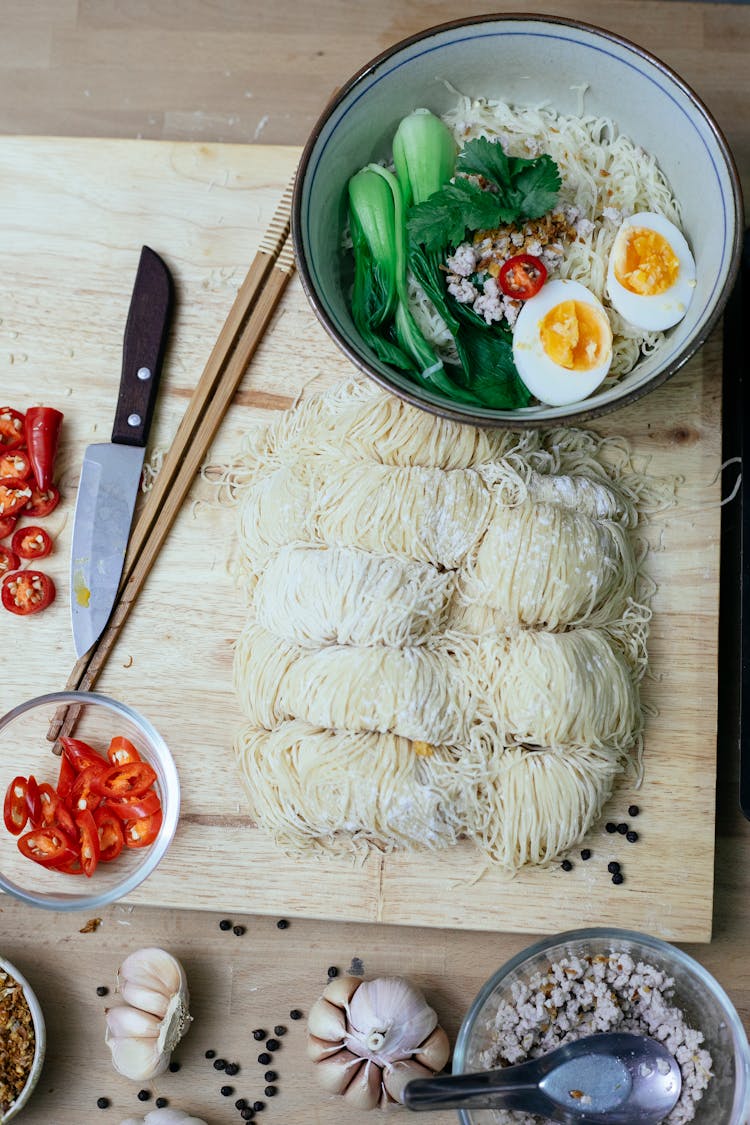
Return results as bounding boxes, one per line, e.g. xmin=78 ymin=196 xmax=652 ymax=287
xmin=346 ymin=977 xmax=438 ymax=1066
xmin=323 ymin=974 xmax=362 ymax=1009
xmin=342 ymin=1057 xmax=382 ymax=1111
xmin=415 ymin=1025 xmax=451 ymax=1072
xmin=156 ymin=989 xmax=192 ymax=1057
xmin=307 ymin=996 xmax=348 ymax=1042
xmin=383 ymin=1059 xmax=435 ymax=1104
xmin=105 ymin=1004 xmax=162 ymax=1039
xmin=119 ymin=981 xmax=171 ymax=1019
xmin=107 ymin=1034 xmax=170 ymax=1081
xmin=314 ymin=1049 xmax=365 ymax=1095
xmin=118 ymin=948 xmax=184 ymax=999
xmin=307 ymin=1035 xmax=345 ymax=1063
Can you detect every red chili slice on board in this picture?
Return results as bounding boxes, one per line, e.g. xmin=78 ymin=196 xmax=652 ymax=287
xmin=94 ymin=760 xmax=157 ymax=800
xmin=59 ymin=736 xmax=106 ymax=774
xmin=11 ymin=525 xmax=52 ymax=560
xmin=17 ymin=825 xmax=77 ymax=869
xmin=3 ymin=776 xmax=30 ymax=835
xmin=93 ymin=806 xmax=125 ymax=862
xmin=107 ymin=736 xmax=142 ymax=767
xmin=498 ymin=254 xmax=548 ymax=300
xmin=0 ymin=449 xmax=31 ymax=481
xmin=124 ymin=808 xmax=163 ymax=848
xmin=75 ymin=808 xmax=100 ymax=877
xmin=104 ymin=790 xmax=161 ymax=821
xmin=0 ymin=514 xmax=17 ymax=539
xmin=0 ymin=479 xmax=33 ymax=519
xmin=24 ymin=407 xmax=63 ymax=491
xmin=0 ymin=408 xmax=25 ymax=451
xmin=24 ymin=484 xmax=60 ymax=518
xmin=0 ymin=546 xmax=20 ymax=576
xmin=1 ymin=570 xmax=55 ymax=615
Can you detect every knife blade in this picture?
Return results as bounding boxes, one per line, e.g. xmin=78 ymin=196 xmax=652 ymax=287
xmin=70 ymin=246 xmax=173 ymax=658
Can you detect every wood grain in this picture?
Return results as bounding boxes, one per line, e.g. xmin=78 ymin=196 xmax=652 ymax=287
xmin=0 ymin=137 xmax=721 ymax=944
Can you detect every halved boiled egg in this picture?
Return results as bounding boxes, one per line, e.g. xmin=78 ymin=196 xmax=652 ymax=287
xmin=512 ymin=279 xmax=613 ymax=406
xmin=606 ymin=211 xmax=696 ymax=331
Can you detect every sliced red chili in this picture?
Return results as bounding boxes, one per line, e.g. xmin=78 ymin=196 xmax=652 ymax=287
xmin=1 ymin=570 xmax=55 ymax=615
xmin=56 ymin=753 xmax=76 ymax=802
xmin=69 ymin=765 xmax=105 ymax=814
xmin=104 ymin=790 xmax=161 ymax=821
xmin=107 ymin=736 xmax=142 ymax=767
xmin=12 ymin=525 xmax=52 ymax=560
xmin=498 ymin=254 xmax=548 ymax=300
xmin=25 ymin=775 xmax=42 ymax=827
xmin=93 ymin=806 xmax=124 ymax=863
xmin=0 ymin=479 xmax=34 ymax=518
xmin=94 ymin=760 xmax=157 ymax=800
xmin=0 ymin=546 xmax=20 ymax=576
xmin=37 ymin=782 xmax=77 ymax=838
xmin=0 ymin=449 xmax=31 ymax=481
xmin=24 ymin=484 xmax=60 ymax=518
xmin=24 ymin=407 xmax=63 ymax=491
xmin=3 ymin=776 xmax=29 ymax=835
xmin=0 ymin=514 xmax=17 ymax=539
xmin=0 ymin=408 xmax=25 ymax=450
xmin=75 ymin=808 xmax=100 ymax=877
xmin=124 ymin=808 xmax=163 ymax=848
xmin=17 ymin=825 xmax=77 ymax=868
xmin=60 ymin=737 xmax=106 ymax=774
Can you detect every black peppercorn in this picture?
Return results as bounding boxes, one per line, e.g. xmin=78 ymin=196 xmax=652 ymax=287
xmin=616 ymin=822 xmax=628 ymax=835
xmin=273 ymin=1025 xmax=287 ymax=1037
xmin=235 ymin=1098 xmax=247 ymax=1110
xmin=137 ymin=1090 xmax=150 ymax=1102
xmin=560 ymin=859 xmax=573 ymax=871
xmin=277 ymin=918 xmax=289 ymax=929
xmin=327 ymin=966 xmax=339 ymax=978
xmin=626 ymin=830 xmax=639 ymax=843
xmin=225 ymin=1062 xmax=239 ymax=1076
xmin=289 ymin=1009 xmax=303 ymax=1020
xmin=253 ymin=1101 xmax=265 ymax=1112
xmin=219 ymin=919 xmax=232 ymax=931
xmin=168 ymin=1061 xmax=180 ymax=1073
xmin=605 ymin=821 xmax=617 ymax=833
xmin=155 ymin=1098 xmax=168 ymax=1109
xmin=252 ymin=1028 xmax=266 ymax=1040
xmin=258 ymin=1052 xmax=272 ymax=1065
xmin=580 ymin=849 xmax=591 ymax=860
xmin=220 ymin=1085 xmax=234 ymax=1096
xmin=233 ymin=925 xmax=246 ymax=936
xmin=96 ymin=1097 xmax=110 ymax=1109
xmin=241 ymin=1110 xmax=256 ymax=1120
xmin=213 ymin=1058 xmax=227 ymax=1070
xmin=205 ymin=1049 xmax=216 ymax=1058
xmin=266 ymin=1038 xmax=280 ymax=1052
xmin=612 ymin=872 xmax=625 ymax=885
xmin=264 ymin=1070 xmax=277 ymax=1082
xmin=264 ymin=1085 xmax=278 ymax=1097
xmin=607 ymin=861 xmax=621 ymax=874
xmin=628 ymin=805 xmax=640 ymax=817
xmin=96 ymin=985 xmax=109 ymax=997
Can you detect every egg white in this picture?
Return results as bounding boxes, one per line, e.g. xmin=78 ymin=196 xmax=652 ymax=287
xmin=606 ymin=212 xmax=696 ymax=332
xmin=512 ymin=279 xmax=613 ymax=407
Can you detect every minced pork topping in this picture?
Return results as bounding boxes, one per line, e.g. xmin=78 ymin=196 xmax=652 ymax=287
xmin=477 ymin=952 xmax=713 ymax=1125
xmin=0 ymin=966 xmax=35 ymax=1116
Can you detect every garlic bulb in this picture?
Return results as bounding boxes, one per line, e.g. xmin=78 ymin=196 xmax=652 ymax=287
xmin=307 ymin=975 xmax=450 ymax=1110
xmin=120 ymin=1111 xmax=207 ymax=1125
xmin=105 ymin=948 xmax=192 ymax=1081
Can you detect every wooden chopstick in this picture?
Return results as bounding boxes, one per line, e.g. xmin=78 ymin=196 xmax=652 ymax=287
xmin=47 ymin=183 xmax=296 ymax=743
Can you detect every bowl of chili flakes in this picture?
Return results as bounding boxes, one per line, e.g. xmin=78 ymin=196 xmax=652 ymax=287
xmin=0 ymin=957 xmax=45 ymax=1122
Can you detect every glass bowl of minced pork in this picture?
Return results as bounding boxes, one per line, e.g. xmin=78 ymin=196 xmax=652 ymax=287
xmin=453 ymin=928 xmax=750 ymax=1125
xmin=292 ymin=14 xmax=742 ymax=427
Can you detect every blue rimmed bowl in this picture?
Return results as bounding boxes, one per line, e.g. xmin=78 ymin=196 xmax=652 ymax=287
xmin=292 ymin=14 xmax=743 ymax=427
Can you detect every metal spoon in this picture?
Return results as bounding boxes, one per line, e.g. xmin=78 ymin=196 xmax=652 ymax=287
xmin=403 ymin=1032 xmax=681 ymax=1124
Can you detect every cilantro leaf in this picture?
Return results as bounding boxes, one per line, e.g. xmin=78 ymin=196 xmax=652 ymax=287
xmin=511 ymin=155 xmax=562 ymax=219
xmin=456 ymin=135 xmax=511 ymax=183
xmin=407 ymin=179 xmax=504 ymax=252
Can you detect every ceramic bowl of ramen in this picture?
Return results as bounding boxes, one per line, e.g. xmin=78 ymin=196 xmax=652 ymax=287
xmin=293 ymin=14 xmax=742 ymax=427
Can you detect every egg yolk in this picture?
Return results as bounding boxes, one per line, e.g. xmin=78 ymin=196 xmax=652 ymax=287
xmin=614 ymin=227 xmax=679 ymax=295
xmin=539 ymin=300 xmax=611 ymax=371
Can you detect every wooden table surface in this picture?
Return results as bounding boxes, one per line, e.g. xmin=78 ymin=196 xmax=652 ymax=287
xmin=1 ymin=3 xmax=748 ymax=1124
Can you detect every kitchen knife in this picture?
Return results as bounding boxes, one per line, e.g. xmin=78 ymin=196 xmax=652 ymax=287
xmin=70 ymin=246 xmax=173 ymax=658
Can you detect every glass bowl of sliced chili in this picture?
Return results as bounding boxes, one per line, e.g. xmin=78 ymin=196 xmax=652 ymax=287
xmin=0 ymin=692 xmax=179 ymax=911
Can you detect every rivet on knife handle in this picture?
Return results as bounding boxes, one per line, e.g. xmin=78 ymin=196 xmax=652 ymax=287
xmin=111 ymin=245 xmax=173 ymax=447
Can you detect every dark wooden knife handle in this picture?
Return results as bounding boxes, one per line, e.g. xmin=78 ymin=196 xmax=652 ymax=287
xmin=111 ymin=245 xmax=174 ymax=447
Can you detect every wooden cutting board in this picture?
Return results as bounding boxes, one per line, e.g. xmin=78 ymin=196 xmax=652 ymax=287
xmin=0 ymin=137 xmax=721 ymax=941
